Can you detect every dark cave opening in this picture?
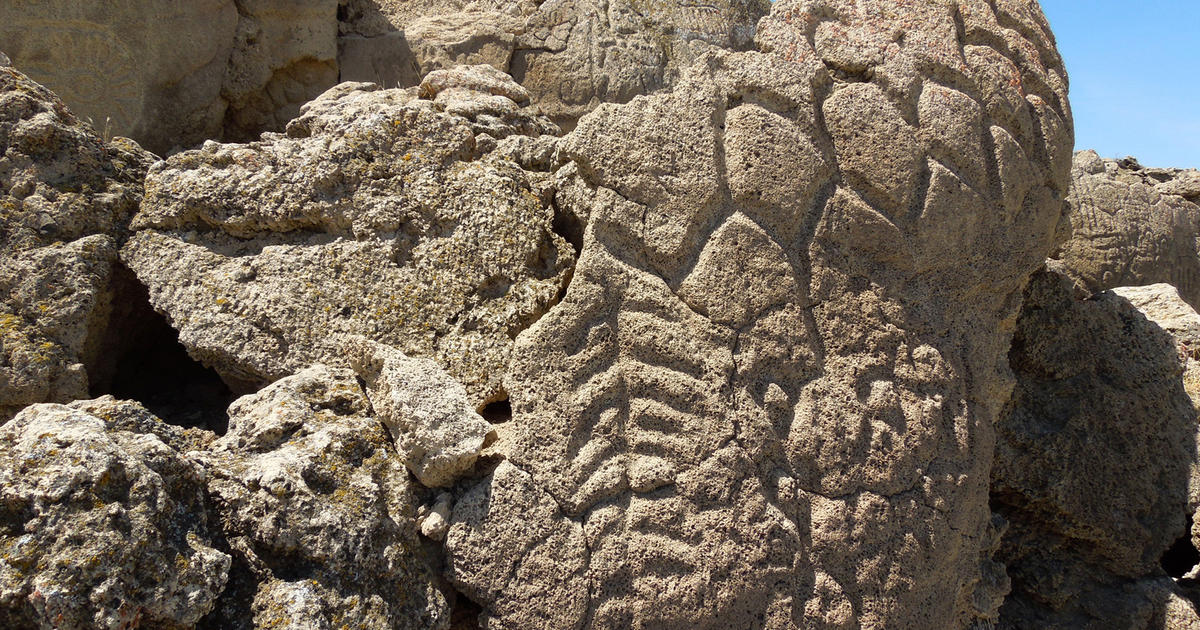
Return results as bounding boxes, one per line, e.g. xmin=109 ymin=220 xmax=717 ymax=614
xmin=1162 ymin=513 xmax=1200 ymax=579
xmin=480 ymin=398 xmax=512 ymax=424
xmin=87 ymin=264 xmax=237 ymax=434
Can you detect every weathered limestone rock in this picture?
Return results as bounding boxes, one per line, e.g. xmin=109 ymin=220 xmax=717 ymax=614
xmin=122 ymin=68 xmax=573 ymax=406
xmin=0 ymin=0 xmax=237 ymax=153
xmin=444 ymin=0 xmax=1073 ymax=627
xmin=0 ymin=404 xmax=230 ymax=628
xmin=993 ymin=270 xmax=1197 ymax=629
xmin=197 ymin=365 xmax=449 ymax=629
xmin=0 ymin=65 xmax=155 ymax=420
xmin=0 ymin=1 xmax=339 ymax=154
xmin=1054 ymin=151 xmax=1200 ymax=309
xmin=337 ymin=0 xmax=771 ymax=129
xmin=222 ymin=0 xmax=340 ymax=143
xmin=348 ymin=337 xmax=493 ymax=488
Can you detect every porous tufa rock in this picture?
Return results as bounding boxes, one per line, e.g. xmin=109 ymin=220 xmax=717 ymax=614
xmin=1054 ymin=151 xmax=1200 ymax=310
xmin=197 ymin=365 xmax=449 ymax=629
xmin=0 ymin=404 xmax=230 ymax=628
xmin=347 ymin=336 xmax=494 ymax=488
xmin=0 ymin=64 xmax=155 ymax=421
xmin=121 ymin=72 xmax=573 ymax=406
xmin=993 ymin=270 xmax=1198 ymax=628
xmin=443 ymin=0 xmax=1074 ymax=627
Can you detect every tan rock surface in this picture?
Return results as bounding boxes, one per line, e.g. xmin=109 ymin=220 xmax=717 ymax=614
xmin=337 ymin=0 xmax=771 ymax=129
xmin=0 ymin=1 xmax=339 ymax=154
xmin=0 ymin=64 xmax=155 ymax=420
xmin=121 ymin=69 xmax=573 ymax=406
xmin=0 ymin=404 xmax=230 ymax=629
xmin=197 ymin=366 xmax=449 ymax=629
xmin=443 ymin=0 xmax=1074 ymax=627
xmin=1054 ymin=151 xmax=1200 ymax=310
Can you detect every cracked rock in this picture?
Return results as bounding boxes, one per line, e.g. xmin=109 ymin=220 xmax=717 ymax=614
xmin=197 ymin=365 xmax=449 ymax=630
xmin=121 ymin=72 xmax=573 ymax=407
xmin=0 ymin=404 xmax=230 ymax=629
xmin=443 ymin=0 xmax=1074 ymax=627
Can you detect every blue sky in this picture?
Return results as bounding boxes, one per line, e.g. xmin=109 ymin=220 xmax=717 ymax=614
xmin=1039 ymin=1 xmax=1200 ymax=168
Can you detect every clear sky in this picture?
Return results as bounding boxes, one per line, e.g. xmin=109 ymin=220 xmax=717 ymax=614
xmin=1039 ymin=1 xmax=1200 ymax=169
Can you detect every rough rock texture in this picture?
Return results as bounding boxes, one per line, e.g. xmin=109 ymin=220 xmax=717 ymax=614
xmin=196 ymin=365 xmax=449 ymax=629
xmin=348 ymin=337 xmax=493 ymax=488
xmin=337 ymin=0 xmax=772 ymax=129
xmin=0 ymin=404 xmax=230 ymax=629
xmin=993 ymin=270 xmax=1198 ymax=629
xmin=222 ymin=0 xmax=340 ymax=143
xmin=0 ymin=64 xmax=155 ymax=420
xmin=0 ymin=1 xmax=339 ymax=154
xmin=444 ymin=0 xmax=1074 ymax=627
xmin=1053 ymin=151 xmax=1200 ymax=310
xmin=122 ymin=67 xmax=574 ymax=406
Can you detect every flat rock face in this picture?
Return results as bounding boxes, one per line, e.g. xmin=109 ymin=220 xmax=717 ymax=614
xmin=196 ymin=365 xmax=449 ymax=629
xmin=0 ymin=65 xmax=155 ymax=420
xmin=121 ymin=70 xmax=574 ymax=406
xmin=1053 ymin=151 xmax=1200 ymax=310
xmin=0 ymin=404 xmax=230 ymax=629
xmin=993 ymin=270 xmax=1197 ymax=628
xmin=0 ymin=1 xmax=338 ymax=154
xmin=337 ymin=0 xmax=771 ymax=129
xmin=443 ymin=0 xmax=1073 ymax=627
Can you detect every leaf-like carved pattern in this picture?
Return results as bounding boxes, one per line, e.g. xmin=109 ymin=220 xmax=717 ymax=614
xmin=445 ymin=1 xmax=1074 ymax=627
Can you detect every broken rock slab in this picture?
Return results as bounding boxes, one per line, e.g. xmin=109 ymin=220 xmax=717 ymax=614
xmin=121 ymin=66 xmax=574 ymax=408
xmin=347 ymin=337 xmax=493 ymax=488
xmin=0 ymin=404 xmax=230 ymax=629
xmin=444 ymin=0 xmax=1074 ymax=627
xmin=0 ymin=64 xmax=156 ymax=420
xmin=197 ymin=365 xmax=450 ymax=629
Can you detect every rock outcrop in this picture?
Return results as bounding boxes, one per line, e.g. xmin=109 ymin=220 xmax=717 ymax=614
xmin=0 ymin=404 xmax=230 ymax=629
xmin=0 ymin=1 xmax=339 ymax=154
xmin=337 ymin=0 xmax=772 ymax=129
xmin=993 ymin=270 xmax=1198 ymax=628
xmin=1053 ymin=151 xmax=1200 ymax=309
xmin=121 ymin=67 xmax=573 ymax=406
xmin=443 ymin=0 xmax=1074 ymax=627
xmin=196 ymin=365 xmax=449 ymax=629
xmin=0 ymin=64 xmax=155 ymax=420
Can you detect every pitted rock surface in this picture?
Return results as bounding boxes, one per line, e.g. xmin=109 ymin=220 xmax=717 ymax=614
xmin=1054 ymin=151 xmax=1200 ymax=310
xmin=0 ymin=404 xmax=230 ymax=629
xmin=993 ymin=270 xmax=1198 ymax=629
xmin=121 ymin=70 xmax=574 ymax=406
xmin=347 ymin=337 xmax=493 ymax=488
xmin=0 ymin=65 xmax=155 ymax=420
xmin=443 ymin=0 xmax=1073 ymax=628
xmin=196 ymin=365 xmax=449 ymax=630
xmin=337 ymin=0 xmax=771 ymax=129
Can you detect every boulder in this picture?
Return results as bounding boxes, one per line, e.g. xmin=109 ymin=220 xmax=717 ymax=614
xmin=0 ymin=1 xmax=339 ymax=154
xmin=0 ymin=404 xmax=230 ymax=628
xmin=993 ymin=270 xmax=1198 ymax=628
xmin=443 ymin=0 xmax=1074 ymax=627
xmin=347 ymin=337 xmax=494 ymax=488
xmin=121 ymin=68 xmax=574 ymax=407
xmin=1053 ymin=151 xmax=1200 ymax=310
xmin=196 ymin=365 xmax=449 ymax=629
xmin=0 ymin=64 xmax=155 ymax=420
